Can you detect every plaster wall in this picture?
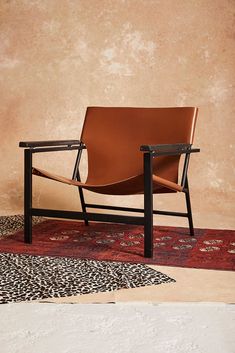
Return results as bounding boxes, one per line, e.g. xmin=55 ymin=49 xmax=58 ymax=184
xmin=0 ymin=0 xmax=234 ymax=228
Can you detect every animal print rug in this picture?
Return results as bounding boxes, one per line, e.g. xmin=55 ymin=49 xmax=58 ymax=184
xmin=0 ymin=216 xmax=175 ymax=304
xmin=0 ymin=215 xmax=44 ymax=238
xmin=0 ymin=253 xmax=175 ymax=304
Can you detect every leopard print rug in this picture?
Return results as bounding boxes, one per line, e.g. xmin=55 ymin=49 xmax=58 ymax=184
xmin=0 ymin=253 xmax=175 ymax=304
xmin=0 ymin=215 xmax=44 ymax=238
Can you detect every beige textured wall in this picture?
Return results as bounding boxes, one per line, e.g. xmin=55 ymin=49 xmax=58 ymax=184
xmin=0 ymin=0 xmax=234 ymax=229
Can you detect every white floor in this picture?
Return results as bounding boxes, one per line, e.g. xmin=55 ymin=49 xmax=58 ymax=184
xmin=0 ymin=303 xmax=234 ymax=353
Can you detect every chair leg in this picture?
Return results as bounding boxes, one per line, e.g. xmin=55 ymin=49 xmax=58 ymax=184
xmin=24 ymin=149 xmax=32 ymax=243
xmin=185 ymin=177 xmax=194 ymax=236
xmin=144 ymin=153 xmax=153 ymax=258
xmin=78 ymin=186 xmax=89 ymax=226
xmin=72 ymin=148 xmax=89 ymax=226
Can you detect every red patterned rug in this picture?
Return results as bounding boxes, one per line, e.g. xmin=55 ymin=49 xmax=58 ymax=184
xmin=0 ymin=220 xmax=235 ymax=271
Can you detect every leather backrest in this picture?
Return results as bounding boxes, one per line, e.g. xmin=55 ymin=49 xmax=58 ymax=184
xmin=81 ymin=107 xmax=198 ymax=185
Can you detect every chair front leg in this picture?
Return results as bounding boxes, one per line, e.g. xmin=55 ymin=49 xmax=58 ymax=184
xmin=144 ymin=152 xmax=153 ymax=258
xmin=24 ymin=149 xmax=32 ymax=243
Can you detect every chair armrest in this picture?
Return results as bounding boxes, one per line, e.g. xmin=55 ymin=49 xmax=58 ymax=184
xmin=140 ymin=143 xmax=191 ymax=152
xmin=140 ymin=143 xmax=200 ymax=156
xmin=19 ymin=140 xmax=86 ymax=153
xmin=19 ymin=140 xmax=81 ymax=148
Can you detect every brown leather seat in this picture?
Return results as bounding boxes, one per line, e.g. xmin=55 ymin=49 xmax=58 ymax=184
xmin=33 ymin=107 xmax=197 ymax=194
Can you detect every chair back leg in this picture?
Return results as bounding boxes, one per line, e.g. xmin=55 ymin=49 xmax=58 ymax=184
xmin=185 ymin=177 xmax=194 ymax=236
xmin=72 ymin=147 xmax=89 ymax=226
xmin=78 ymin=186 xmax=89 ymax=226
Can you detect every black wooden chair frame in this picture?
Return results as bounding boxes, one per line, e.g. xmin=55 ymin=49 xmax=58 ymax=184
xmin=19 ymin=140 xmax=200 ymax=258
